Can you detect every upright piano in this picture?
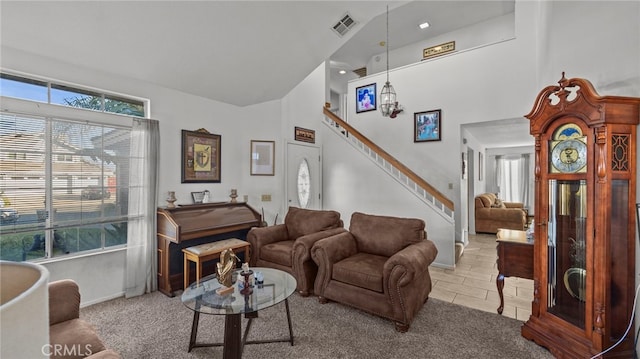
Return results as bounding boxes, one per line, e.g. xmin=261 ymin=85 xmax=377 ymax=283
xmin=156 ymin=202 xmax=262 ymax=296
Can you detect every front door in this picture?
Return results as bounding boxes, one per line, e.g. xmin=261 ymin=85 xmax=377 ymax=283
xmin=286 ymin=143 xmax=321 ymax=210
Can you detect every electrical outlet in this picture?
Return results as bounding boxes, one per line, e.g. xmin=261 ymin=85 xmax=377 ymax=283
xmin=261 ymin=194 xmax=272 ymax=202
xmin=448 ymin=183 xmax=454 ymax=190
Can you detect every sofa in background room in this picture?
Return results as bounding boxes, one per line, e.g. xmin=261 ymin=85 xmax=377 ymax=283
xmin=475 ymin=193 xmax=526 ymax=234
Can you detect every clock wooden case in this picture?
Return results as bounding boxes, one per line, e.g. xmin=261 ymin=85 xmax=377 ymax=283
xmin=521 ymin=73 xmax=640 ymax=358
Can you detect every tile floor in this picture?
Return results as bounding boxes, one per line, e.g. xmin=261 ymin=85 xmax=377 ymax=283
xmin=428 ymin=233 xmax=533 ymax=321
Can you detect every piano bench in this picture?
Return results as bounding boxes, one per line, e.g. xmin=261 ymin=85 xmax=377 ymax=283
xmin=182 ymin=238 xmax=251 ymax=290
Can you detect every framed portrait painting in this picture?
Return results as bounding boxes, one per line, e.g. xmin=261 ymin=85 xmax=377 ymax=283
xmin=356 ymin=83 xmax=377 ymax=113
xmin=181 ymin=129 xmax=221 ymax=183
xmin=250 ymin=140 xmax=275 ymax=176
xmin=414 ymin=109 xmax=441 ymax=142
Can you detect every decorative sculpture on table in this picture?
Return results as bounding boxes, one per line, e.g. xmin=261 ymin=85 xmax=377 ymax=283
xmin=240 ymin=262 xmax=253 ymax=295
xmin=216 ymin=249 xmax=239 ymax=295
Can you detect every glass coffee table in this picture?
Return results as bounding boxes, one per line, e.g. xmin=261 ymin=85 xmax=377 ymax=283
xmin=181 ymin=267 xmax=297 ymax=359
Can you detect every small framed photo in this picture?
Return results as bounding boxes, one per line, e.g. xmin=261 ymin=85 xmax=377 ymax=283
xmin=414 ymin=109 xmax=441 ymax=142
xmin=181 ymin=129 xmax=221 ymax=183
xmin=250 ymin=140 xmax=275 ymax=176
xmin=356 ymin=83 xmax=377 ymax=113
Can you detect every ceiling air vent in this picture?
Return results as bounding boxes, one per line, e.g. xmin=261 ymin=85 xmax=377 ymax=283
xmin=332 ymin=13 xmax=357 ymax=37
xmin=353 ymin=67 xmax=367 ymax=78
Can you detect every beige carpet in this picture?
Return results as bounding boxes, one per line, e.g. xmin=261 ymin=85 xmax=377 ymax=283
xmin=81 ymin=291 xmax=553 ymax=359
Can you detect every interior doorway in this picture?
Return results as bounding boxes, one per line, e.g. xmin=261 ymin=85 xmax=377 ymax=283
xmin=467 ymin=147 xmax=475 ymax=239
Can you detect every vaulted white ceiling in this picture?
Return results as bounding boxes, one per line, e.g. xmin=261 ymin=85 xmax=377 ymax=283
xmin=1 ymin=1 xmax=514 ymax=108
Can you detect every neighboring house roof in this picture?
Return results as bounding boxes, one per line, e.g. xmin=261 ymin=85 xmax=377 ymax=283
xmin=0 ymin=133 xmax=114 ymax=177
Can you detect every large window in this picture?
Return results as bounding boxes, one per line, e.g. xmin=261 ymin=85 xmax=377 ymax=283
xmin=0 ymin=110 xmax=135 ymax=261
xmin=0 ymin=73 xmax=145 ymax=117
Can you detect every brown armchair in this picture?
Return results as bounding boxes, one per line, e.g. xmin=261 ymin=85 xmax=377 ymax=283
xmin=475 ymin=193 xmax=527 ymax=234
xmin=49 ymin=280 xmax=121 ymax=359
xmin=247 ymin=206 xmax=346 ymax=296
xmin=311 ymin=212 xmax=438 ymax=332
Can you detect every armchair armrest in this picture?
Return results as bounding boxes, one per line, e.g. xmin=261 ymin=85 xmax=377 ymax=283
xmin=49 ymin=279 xmax=81 ymax=326
xmin=504 ymin=201 xmax=524 ymax=209
xmin=293 ymin=227 xmax=348 ymax=260
xmin=292 ymin=227 xmax=348 ymax=295
xmin=247 ymin=224 xmax=289 ymax=266
xmin=383 ymin=240 xmax=438 ymax=288
xmin=311 ymin=231 xmax=357 ymax=295
xmin=311 ymin=231 xmax=357 ymax=265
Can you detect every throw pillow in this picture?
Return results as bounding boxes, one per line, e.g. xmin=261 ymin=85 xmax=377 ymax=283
xmin=491 ymin=198 xmax=506 ymax=208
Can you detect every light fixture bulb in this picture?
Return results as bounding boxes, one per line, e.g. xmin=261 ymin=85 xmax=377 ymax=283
xmin=339 ymin=70 xmax=346 ymax=74
xmin=419 ymin=22 xmax=430 ymax=29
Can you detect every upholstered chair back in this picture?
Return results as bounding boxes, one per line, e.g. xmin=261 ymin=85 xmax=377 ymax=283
xmin=475 ymin=193 xmax=498 ymax=209
xmin=284 ymin=206 xmax=342 ymax=239
xmin=349 ymin=212 xmax=426 ymax=258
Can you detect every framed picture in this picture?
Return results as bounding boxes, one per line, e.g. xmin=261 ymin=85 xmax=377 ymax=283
xmin=294 ymin=127 xmax=315 ymax=143
xmin=414 ymin=109 xmax=441 ymax=142
xmin=181 ymin=129 xmax=221 ymax=183
xmin=250 ymin=140 xmax=275 ymax=176
xmin=356 ymin=83 xmax=377 ymax=113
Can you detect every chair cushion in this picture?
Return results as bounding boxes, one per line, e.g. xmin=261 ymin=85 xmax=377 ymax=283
xmin=476 ymin=193 xmax=496 ymax=208
xmin=50 ymin=319 xmax=106 ymax=358
xmin=491 ymin=198 xmax=506 ymax=208
xmin=332 ymin=252 xmax=387 ymax=293
xmin=260 ymin=240 xmax=294 ymax=267
xmin=349 ymin=212 xmax=425 ymax=258
xmin=284 ymin=206 xmax=341 ymax=239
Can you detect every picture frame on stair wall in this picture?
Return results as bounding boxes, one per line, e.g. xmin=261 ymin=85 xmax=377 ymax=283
xmin=356 ymin=83 xmax=377 ymax=113
xmin=414 ymin=109 xmax=441 ymax=142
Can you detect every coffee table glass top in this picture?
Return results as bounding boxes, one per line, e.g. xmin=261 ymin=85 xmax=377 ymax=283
xmin=181 ymin=267 xmax=296 ymax=315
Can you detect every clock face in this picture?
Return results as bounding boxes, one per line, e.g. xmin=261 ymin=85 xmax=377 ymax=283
xmin=551 ymin=139 xmax=587 ymax=173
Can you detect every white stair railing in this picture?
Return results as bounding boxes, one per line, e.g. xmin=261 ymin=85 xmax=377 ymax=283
xmin=322 ymin=113 xmax=454 ymax=222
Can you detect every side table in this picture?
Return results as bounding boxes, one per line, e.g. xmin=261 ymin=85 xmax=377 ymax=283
xmin=496 ymin=228 xmax=533 ymax=314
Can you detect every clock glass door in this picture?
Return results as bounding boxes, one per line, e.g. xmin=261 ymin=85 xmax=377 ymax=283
xmin=547 ymin=179 xmax=587 ymax=329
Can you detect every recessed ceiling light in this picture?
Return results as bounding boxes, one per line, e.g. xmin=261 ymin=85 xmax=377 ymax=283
xmin=339 ymin=70 xmax=346 ymax=74
xmin=419 ymin=22 xmax=430 ymax=29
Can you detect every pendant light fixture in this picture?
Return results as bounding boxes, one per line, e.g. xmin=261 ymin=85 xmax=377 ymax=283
xmin=380 ymin=5 xmax=401 ymax=118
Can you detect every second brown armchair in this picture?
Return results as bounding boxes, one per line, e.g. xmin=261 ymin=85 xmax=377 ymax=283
xmin=247 ymin=206 xmax=345 ymax=296
xmin=311 ymin=212 xmax=438 ymax=332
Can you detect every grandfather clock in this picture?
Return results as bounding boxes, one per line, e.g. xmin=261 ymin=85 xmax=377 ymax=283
xmin=522 ymin=73 xmax=640 ymax=358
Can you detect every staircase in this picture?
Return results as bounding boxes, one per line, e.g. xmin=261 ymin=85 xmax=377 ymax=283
xmin=322 ymin=107 xmax=454 ymax=223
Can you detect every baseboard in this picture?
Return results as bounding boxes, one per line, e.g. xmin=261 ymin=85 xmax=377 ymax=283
xmin=455 ymin=242 xmax=464 ymax=263
xmin=80 ymin=291 xmax=125 ymax=308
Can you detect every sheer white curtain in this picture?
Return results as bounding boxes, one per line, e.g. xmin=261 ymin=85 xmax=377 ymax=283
xmin=518 ymin=154 xmax=531 ymax=210
xmin=125 ymin=118 xmax=159 ymax=298
xmin=495 ymin=154 xmax=532 ymax=210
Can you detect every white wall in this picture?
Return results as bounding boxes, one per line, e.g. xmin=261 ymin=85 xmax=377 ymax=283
xmin=1 ymin=0 xmax=639 ymax=304
xmin=367 ymin=12 xmax=516 ymax=76
xmin=0 ymin=47 xmax=285 ymax=304
xmin=322 ymin=124 xmax=456 ymax=267
xmin=332 ymin=0 xmax=639 ymax=246
xmin=331 ymin=1 xmax=540 ymax=247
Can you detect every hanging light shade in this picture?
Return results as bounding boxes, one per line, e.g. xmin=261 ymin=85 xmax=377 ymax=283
xmin=380 ymin=81 xmax=396 ymax=116
xmin=380 ymin=5 xmax=398 ymax=117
